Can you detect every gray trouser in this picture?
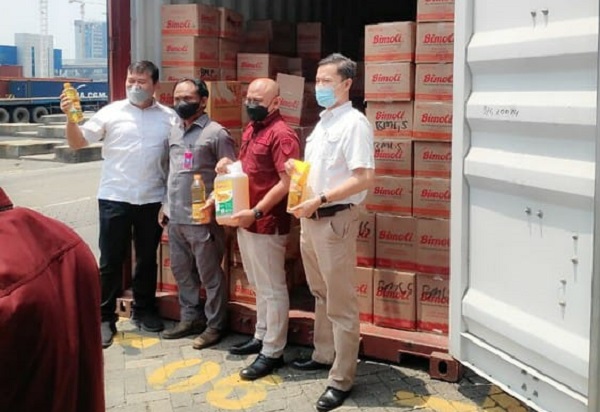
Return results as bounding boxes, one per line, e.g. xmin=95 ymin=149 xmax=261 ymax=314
xmin=168 ymin=222 xmax=227 ymax=331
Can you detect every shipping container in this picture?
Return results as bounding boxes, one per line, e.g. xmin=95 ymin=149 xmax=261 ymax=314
xmin=0 ymin=45 xmax=18 ymax=66
xmin=109 ymin=1 xmax=600 ymax=411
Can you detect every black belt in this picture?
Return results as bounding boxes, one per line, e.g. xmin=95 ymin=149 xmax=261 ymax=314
xmin=309 ymin=204 xmax=353 ymax=220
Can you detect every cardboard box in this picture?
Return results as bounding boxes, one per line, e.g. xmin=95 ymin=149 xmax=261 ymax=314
xmin=205 ymin=81 xmax=243 ymax=129
xmin=366 ymin=101 xmax=413 ymax=138
xmin=356 ymin=209 xmax=376 ymax=267
xmin=415 ymin=63 xmax=453 ymax=101
xmin=218 ymin=7 xmax=243 ymax=40
xmin=161 ymin=66 xmax=219 ymax=82
xmin=416 ymin=22 xmax=454 ymax=63
xmin=413 ymin=178 xmax=451 ymax=219
xmin=417 ymin=0 xmax=455 ymax=22
xmin=365 ymin=176 xmax=412 ymax=215
xmin=373 ymin=269 xmax=416 ymax=330
xmin=414 ymin=141 xmax=452 ymax=178
xmin=297 ymin=22 xmax=323 ymax=60
xmin=277 ymin=73 xmax=320 ymax=127
xmin=364 ymin=22 xmax=416 ymax=63
xmin=375 ymin=214 xmax=417 ymax=271
xmin=245 ymin=20 xmax=296 ymax=55
xmin=161 ymin=36 xmax=219 ymax=68
xmin=161 ymin=4 xmax=220 ymax=37
xmin=237 ymin=53 xmax=288 ymax=83
xmin=365 ymin=63 xmax=414 ymax=102
xmin=154 ymin=81 xmax=176 ymax=107
xmin=288 ymin=57 xmax=303 ymax=76
xmin=413 ymin=101 xmax=453 ymax=141
xmin=241 ymin=83 xmax=250 ymax=126
xmin=355 ymin=267 xmax=374 ymax=323
xmin=230 ymin=265 xmax=256 ymax=304
xmin=416 ymin=273 xmax=449 ymax=334
xmin=229 ymin=128 xmax=242 ymax=156
xmin=159 ymin=242 xmax=177 ymax=292
xmin=218 ymin=39 xmax=239 ymax=69
xmin=291 ymin=125 xmax=315 ymax=158
xmin=219 ymin=68 xmax=237 ymax=81
xmin=373 ymin=138 xmax=412 ymax=177
xmin=416 ymin=218 xmax=450 ymax=275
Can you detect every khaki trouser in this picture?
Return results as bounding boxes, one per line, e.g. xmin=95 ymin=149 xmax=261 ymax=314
xmin=237 ymin=228 xmax=289 ymax=358
xmin=300 ymin=206 xmax=360 ymax=391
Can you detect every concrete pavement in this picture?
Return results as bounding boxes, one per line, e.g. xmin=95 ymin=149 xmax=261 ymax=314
xmin=0 ymin=156 xmax=534 ymax=412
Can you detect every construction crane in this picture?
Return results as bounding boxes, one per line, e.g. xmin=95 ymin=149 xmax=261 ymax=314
xmin=39 ymin=0 xmax=49 ymax=76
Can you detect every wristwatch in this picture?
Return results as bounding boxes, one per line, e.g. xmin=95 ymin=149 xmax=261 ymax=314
xmin=253 ymin=208 xmax=264 ymax=220
xmin=319 ymin=192 xmax=328 ymax=205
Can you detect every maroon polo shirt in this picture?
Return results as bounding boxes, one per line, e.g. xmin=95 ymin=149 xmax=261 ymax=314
xmin=239 ymin=110 xmax=300 ymax=235
xmin=0 ymin=188 xmax=105 ymax=412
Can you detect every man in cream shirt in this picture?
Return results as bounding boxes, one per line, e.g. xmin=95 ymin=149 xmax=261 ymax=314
xmin=287 ymin=53 xmax=375 ymax=412
xmin=61 ymin=60 xmax=181 ymax=348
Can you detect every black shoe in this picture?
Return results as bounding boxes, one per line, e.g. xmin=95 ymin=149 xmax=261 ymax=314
xmin=239 ymin=354 xmax=284 ymax=381
xmin=229 ymin=338 xmax=263 ymax=355
xmin=316 ymin=387 xmax=351 ymax=412
xmin=291 ymin=359 xmax=332 ymax=371
xmin=101 ymin=321 xmax=116 ymax=349
xmin=162 ymin=319 xmax=205 ymax=339
xmin=133 ymin=312 xmax=164 ymax=333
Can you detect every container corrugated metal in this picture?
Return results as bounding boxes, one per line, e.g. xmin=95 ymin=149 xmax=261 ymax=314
xmin=451 ymin=1 xmax=598 ymax=411
xmin=8 ymin=79 xmax=109 ymax=99
xmin=0 ymin=45 xmax=17 ymax=66
xmin=0 ymin=65 xmax=23 ymax=78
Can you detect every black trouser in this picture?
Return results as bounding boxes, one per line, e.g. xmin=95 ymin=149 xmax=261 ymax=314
xmin=98 ymin=199 xmax=162 ymax=324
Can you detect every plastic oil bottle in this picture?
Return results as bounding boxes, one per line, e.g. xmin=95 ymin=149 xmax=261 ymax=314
xmin=191 ymin=174 xmax=210 ymax=224
xmin=214 ymin=161 xmax=249 ymax=226
xmin=63 ymin=82 xmax=84 ymax=124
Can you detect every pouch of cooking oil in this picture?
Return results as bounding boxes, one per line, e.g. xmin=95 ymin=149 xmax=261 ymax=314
xmin=287 ymin=160 xmax=311 ymax=212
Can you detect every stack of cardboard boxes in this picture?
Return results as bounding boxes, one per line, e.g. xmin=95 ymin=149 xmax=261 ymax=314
xmin=355 ymin=0 xmax=454 ymax=335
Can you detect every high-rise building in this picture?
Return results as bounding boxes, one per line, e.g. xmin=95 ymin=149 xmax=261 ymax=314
xmin=14 ymin=33 xmax=54 ymax=78
xmin=74 ymin=20 xmax=107 ymax=59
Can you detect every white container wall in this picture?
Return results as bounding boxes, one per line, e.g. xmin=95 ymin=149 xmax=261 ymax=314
xmin=451 ymin=1 xmax=599 ymax=411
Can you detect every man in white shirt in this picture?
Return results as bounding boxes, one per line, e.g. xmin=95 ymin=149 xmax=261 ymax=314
xmin=287 ymin=53 xmax=375 ymax=412
xmin=61 ymin=61 xmax=180 ymax=348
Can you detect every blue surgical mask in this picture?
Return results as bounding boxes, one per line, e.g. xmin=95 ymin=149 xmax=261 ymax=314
xmin=127 ymin=86 xmax=151 ymax=106
xmin=315 ymin=85 xmax=337 ymax=109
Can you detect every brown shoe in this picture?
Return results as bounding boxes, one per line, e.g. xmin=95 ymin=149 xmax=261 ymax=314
xmin=192 ymin=327 xmax=222 ymax=349
xmin=162 ymin=319 xmax=205 ymax=340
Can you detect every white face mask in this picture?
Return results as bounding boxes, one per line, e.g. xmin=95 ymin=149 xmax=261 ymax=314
xmin=126 ymin=86 xmax=151 ymax=106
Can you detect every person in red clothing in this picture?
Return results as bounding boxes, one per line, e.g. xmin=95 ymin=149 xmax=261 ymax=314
xmin=0 ymin=187 xmax=105 ymax=412
xmin=216 ymin=78 xmax=300 ymax=380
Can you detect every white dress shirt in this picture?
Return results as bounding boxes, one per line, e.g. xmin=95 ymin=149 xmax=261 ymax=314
xmin=305 ymin=101 xmax=375 ymax=206
xmin=81 ymin=99 xmax=181 ymax=205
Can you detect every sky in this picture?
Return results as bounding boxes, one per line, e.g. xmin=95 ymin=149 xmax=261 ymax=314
xmin=1 ymin=0 xmax=107 ymax=59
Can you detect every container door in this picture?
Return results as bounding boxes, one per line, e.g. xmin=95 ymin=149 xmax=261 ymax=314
xmin=451 ymin=1 xmax=598 ymax=411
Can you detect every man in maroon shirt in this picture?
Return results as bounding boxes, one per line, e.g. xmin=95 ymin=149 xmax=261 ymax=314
xmin=216 ymin=78 xmax=300 ymax=380
xmin=0 ymin=187 xmax=105 ymax=412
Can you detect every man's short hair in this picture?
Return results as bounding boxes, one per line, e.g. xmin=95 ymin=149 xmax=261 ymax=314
xmin=174 ymin=78 xmax=210 ymax=99
xmin=128 ymin=61 xmax=159 ymax=84
xmin=318 ymin=53 xmax=357 ymax=80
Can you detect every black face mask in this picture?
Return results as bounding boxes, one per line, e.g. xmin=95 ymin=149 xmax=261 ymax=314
xmin=174 ymin=101 xmax=200 ymax=119
xmin=246 ymin=102 xmax=269 ymax=122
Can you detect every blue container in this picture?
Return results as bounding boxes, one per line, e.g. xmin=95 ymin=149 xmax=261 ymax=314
xmin=8 ymin=79 xmax=108 ymax=99
xmin=0 ymin=45 xmax=18 ymax=66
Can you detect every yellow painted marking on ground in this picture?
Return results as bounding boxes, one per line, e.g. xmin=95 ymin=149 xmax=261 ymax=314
xmin=147 ymin=359 xmax=221 ymax=393
xmin=114 ymin=331 xmax=160 ymax=349
xmin=395 ymin=384 xmax=529 ymax=412
xmin=206 ymin=373 xmax=282 ymax=410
